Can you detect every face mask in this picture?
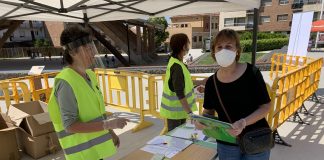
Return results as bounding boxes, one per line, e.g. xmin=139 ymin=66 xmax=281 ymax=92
xmin=215 ymin=49 xmax=236 ymax=67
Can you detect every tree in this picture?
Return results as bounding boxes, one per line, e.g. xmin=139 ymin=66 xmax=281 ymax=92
xmin=148 ymin=17 xmax=169 ymax=47
xmin=34 ymin=39 xmax=43 ymax=47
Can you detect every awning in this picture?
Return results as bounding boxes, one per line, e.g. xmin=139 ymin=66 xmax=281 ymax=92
xmin=311 ymin=20 xmax=324 ymax=32
xmin=0 ymin=0 xmax=260 ymax=22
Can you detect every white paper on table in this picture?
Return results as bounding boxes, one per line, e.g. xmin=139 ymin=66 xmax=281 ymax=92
xmin=141 ymin=145 xmax=168 ymax=155
xmin=170 ymin=128 xmax=206 ymax=141
xmin=185 ymin=122 xmax=195 ymax=128
xmin=142 ymin=135 xmax=193 ymax=158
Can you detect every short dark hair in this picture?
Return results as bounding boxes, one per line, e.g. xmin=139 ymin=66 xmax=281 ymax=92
xmin=170 ymin=33 xmax=189 ymax=58
xmin=60 ymin=25 xmax=90 ymax=65
xmin=211 ymin=29 xmax=241 ymax=61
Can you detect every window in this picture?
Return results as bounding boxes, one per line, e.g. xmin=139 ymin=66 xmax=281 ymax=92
xmin=260 ymin=16 xmax=270 ymax=23
xmin=211 ymin=23 xmax=214 ymax=29
xmin=277 ymin=14 xmax=288 ymax=21
xmin=261 ymin=0 xmax=272 ymax=6
xmin=235 ymin=17 xmax=246 ymax=26
xmin=199 ymin=36 xmax=202 ymax=42
xmin=279 ymin=0 xmax=289 ymax=5
xmin=185 ymin=24 xmax=188 ymax=28
xmin=224 ymin=18 xmax=234 ymax=27
xmin=215 ymin=23 xmax=218 ymax=29
xmin=224 ymin=18 xmax=246 ymax=27
xmin=313 ymin=12 xmax=319 ymax=21
xmin=193 ymin=36 xmax=197 ymax=43
xmin=19 ymin=31 xmax=25 ymax=37
xmin=181 ymin=24 xmax=185 ymax=28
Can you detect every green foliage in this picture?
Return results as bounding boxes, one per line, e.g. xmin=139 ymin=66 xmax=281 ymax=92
xmin=197 ymin=52 xmax=266 ymax=65
xmin=240 ymin=38 xmax=289 ymax=52
xmin=34 ymin=39 xmax=51 ymax=47
xmin=34 ymin=39 xmax=43 ymax=47
xmin=43 ymin=40 xmax=50 ymax=47
xmin=239 ymin=32 xmax=287 ymax=40
xmin=148 ymin=17 xmax=169 ymax=47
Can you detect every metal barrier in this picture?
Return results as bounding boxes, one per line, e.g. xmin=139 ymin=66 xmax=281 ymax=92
xmin=95 ymin=68 xmax=155 ymax=132
xmin=0 ymin=72 xmax=58 ymax=103
xmin=95 ymin=68 xmax=207 ymax=133
xmin=0 ymin=81 xmax=31 ymax=112
xmin=303 ymin=58 xmax=323 ymax=103
xmin=147 ymin=74 xmax=206 ymax=135
xmin=270 ymin=53 xmax=311 ymax=79
xmin=267 ymin=65 xmax=308 ymax=130
xmin=267 ymin=56 xmax=323 ymax=146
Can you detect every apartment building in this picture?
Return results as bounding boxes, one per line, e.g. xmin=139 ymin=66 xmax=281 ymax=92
xmin=166 ymin=14 xmax=219 ymax=49
xmin=219 ymin=11 xmax=254 ymax=31
xmin=301 ymin=0 xmax=323 ymax=21
xmin=0 ymin=21 xmax=48 ymax=44
xmin=219 ymin=0 xmax=322 ymax=33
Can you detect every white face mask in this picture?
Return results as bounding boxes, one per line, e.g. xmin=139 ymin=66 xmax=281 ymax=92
xmin=215 ymin=49 xmax=236 ymax=67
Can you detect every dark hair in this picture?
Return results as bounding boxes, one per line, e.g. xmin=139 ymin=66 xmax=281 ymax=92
xmin=170 ymin=33 xmax=189 ymax=58
xmin=211 ymin=29 xmax=241 ymax=61
xmin=60 ymin=25 xmax=90 ymax=65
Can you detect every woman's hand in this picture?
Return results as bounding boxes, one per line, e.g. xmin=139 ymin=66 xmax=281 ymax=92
xmin=103 ymin=118 xmax=130 ymax=130
xmin=110 ymin=130 xmax=120 ymax=148
xmin=227 ymin=119 xmax=246 ymax=136
xmin=194 ymin=120 xmax=207 ymax=130
xmin=196 ymin=85 xmax=205 ymax=93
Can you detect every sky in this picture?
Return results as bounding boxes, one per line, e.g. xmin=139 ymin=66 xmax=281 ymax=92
xmin=165 ymin=16 xmax=171 ymax=24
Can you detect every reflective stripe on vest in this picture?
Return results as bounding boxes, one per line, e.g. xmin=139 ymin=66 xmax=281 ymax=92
xmin=162 ymin=89 xmax=194 ymax=101
xmin=160 ymin=57 xmax=197 ymax=119
xmin=64 ymin=133 xmax=112 ymax=155
xmin=56 ymin=114 xmax=105 ymax=139
xmin=160 ymin=99 xmax=196 ymax=111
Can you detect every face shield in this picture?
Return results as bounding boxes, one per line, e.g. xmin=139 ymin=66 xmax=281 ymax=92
xmin=63 ymin=36 xmax=105 ymax=69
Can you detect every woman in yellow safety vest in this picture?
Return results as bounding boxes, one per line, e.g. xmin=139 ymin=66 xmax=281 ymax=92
xmin=48 ymin=25 xmax=129 ymax=160
xmin=160 ymin=33 xmax=206 ymax=132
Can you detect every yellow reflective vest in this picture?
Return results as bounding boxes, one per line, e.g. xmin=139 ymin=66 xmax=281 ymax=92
xmin=48 ymin=68 xmax=116 ymax=160
xmin=160 ymin=57 xmax=197 ymax=119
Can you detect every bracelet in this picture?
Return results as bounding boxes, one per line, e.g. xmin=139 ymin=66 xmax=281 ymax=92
xmin=241 ymin=118 xmax=247 ymax=129
xmin=103 ymin=120 xmax=109 ymax=130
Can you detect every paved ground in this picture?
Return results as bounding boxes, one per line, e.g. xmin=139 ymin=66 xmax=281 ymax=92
xmin=1 ymin=52 xmax=323 ymax=160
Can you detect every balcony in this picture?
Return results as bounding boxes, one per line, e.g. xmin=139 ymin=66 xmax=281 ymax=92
xmin=291 ymin=2 xmax=304 ymax=10
xmin=246 ymin=23 xmax=254 ymax=29
xmin=224 ymin=23 xmax=246 ymax=27
xmin=303 ymin=0 xmax=322 ymax=5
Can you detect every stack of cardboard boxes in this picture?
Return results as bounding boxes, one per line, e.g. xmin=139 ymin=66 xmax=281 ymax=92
xmin=1 ymin=101 xmax=61 ymax=159
xmin=0 ymin=113 xmax=20 ymax=160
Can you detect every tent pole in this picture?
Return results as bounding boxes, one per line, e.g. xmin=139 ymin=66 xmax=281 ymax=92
xmin=315 ymin=0 xmax=324 ymax=49
xmin=252 ymin=8 xmax=259 ymax=66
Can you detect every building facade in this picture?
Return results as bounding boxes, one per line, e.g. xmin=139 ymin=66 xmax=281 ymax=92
xmin=0 ymin=21 xmax=48 ymax=44
xmin=218 ymin=0 xmax=322 ymax=33
xmin=166 ymin=14 xmax=219 ymax=49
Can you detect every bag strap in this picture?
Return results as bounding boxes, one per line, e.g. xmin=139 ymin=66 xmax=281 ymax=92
xmin=212 ymin=70 xmax=233 ymax=123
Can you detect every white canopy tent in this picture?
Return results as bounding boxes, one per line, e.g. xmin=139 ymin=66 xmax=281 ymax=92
xmin=0 ymin=0 xmax=261 ymax=65
xmin=0 ymin=0 xmax=260 ymax=22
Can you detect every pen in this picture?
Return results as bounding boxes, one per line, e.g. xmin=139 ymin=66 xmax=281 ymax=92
xmin=148 ymin=142 xmax=168 ymax=145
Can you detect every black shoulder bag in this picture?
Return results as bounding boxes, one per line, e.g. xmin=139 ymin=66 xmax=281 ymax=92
xmin=212 ymin=71 xmax=274 ymax=154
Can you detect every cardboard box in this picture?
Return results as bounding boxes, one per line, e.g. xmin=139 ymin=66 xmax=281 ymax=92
xmin=18 ymin=129 xmax=61 ymax=159
xmin=7 ymin=101 xmax=54 ymax=137
xmin=0 ymin=114 xmax=20 ymax=160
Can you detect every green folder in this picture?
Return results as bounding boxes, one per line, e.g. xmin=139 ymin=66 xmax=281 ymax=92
xmin=190 ymin=115 xmax=237 ymax=144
